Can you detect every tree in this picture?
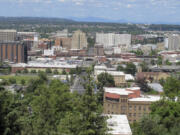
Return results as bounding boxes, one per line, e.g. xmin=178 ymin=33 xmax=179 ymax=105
xmin=30 ymin=70 xmax=37 ymax=74
xmin=45 ymin=68 xmax=52 ymax=74
xmin=0 ymin=91 xmax=22 ymax=135
xmin=21 ymin=79 xmax=26 ymax=85
xmin=23 ymin=69 xmax=29 ymax=74
xmin=8 ymin=78 xmax=16 ymax=84
xmin=0 ymin=73 xmax=109 ymax=135
xmin=59 ymin=81 xmax=108 ymax=135
xmin=125 ymin=63 xmax=137 ymax=75
xmin=26 ymin=72 xmax=48 ymax=93
xmin=163 ymin=77 xmax=180 ymax=100
xmin=53 ymin=69 xmax=59 ymax=75
xmin=0 ymin=79 xmax=9 ymax=86
xmin=151 ymin=59 xmax=155 ymax=65
xmin=165 ymin=60 xmax=172 ymax=66
xmin=62 ymin=69 xmax=67 ymax=75
xmin=136 ymin=78 xmax=152 ymax=93
xmin=117 ymin=65 xmax=124 ymax=71
xmin=70 ymin=69 xmax=76 ymax=75
xmin=97 ymin=73 xmax=115 ymax=104
xmin=76 ymin=67 xmax=82 ymax=75
xmin=97 ymin=73 xmax=115 ymax=88
xmin=176 ymin=61 xmax=180 ymax=65
xmin=16 ymin=70 xmax=21 ymax=74
xmin=157 ymin=56 xmax=163 ymax=65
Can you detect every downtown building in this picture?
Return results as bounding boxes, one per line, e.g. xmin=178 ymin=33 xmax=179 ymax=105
xmin=166 ymin=34 xmax=180 ymax=50
xmin=96 ymin=33 xmax=131 ymax=50
xmin=0 ymin=29 xmax=17 ymax=41
xmin=0 ymin=41 xmax=27 ymax=63
xmin=71 ymin=30 xmax=87 ymax=50
xmin=55 ymin=37 xmax=72 ymax=50
xmin=103 ymin=87 xmax=160 ymax=123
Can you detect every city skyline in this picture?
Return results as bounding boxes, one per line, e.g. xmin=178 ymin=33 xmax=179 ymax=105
xmin=0 ymin=0 xmax=180 ymax=24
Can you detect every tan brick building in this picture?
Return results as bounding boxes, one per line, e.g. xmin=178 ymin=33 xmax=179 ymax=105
xmin=55 ymin=37 xmax=72 ymax=50
xmin=71 ymin=30 xmax=87 ymax=50
xmin=95 ymin=69 xmax=134 ymax=87
xmin=136 ymin=72 xmax=170 ymax=82
xmin=103 ymin=87 xmax=160 ymax=123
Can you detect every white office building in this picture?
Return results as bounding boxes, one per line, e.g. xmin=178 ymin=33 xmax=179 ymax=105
xmin=96 ymin=33 xmax=131 ymax=49
xmin=167 ymin=34 xmax=180 ymax=50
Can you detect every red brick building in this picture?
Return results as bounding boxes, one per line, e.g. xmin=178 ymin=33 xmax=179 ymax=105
xmin=0 ymin=41 xmax=27 ymax=63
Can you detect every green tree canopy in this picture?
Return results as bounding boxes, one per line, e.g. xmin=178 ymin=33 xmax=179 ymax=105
xmin=124 ymin=63 xmax=137 ymax=75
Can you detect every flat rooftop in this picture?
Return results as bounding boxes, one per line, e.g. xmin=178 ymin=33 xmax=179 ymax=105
xmin=129 ymin=95 xmax=161 ymax=102
xmin=106 ymin=114 xmax=132 ymax=135
xmin=104 ymin=87 xmax=136 ymax=96
xmin=0 ymin=29 xmax=17 ymax=32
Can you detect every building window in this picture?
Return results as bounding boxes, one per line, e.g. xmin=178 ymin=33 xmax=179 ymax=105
xmin=121 ymin=106 xmax=126 ymax=111
xmin=129 ymin=106 xmax=132 ymax=110
xmin=134 ymin=106 xmax=136 ymax=111
xmin=134 ymin=113 xmax=136 ymax=116
xmin=139 ymin=106 xmax=141 ymax=110
xmin=129 ymin=113 xmax=132 ymax=117
xmin=121 ymin=99 xmax=127 ymax=102
xmin=144 ymin=106 xmax=146 ymax=111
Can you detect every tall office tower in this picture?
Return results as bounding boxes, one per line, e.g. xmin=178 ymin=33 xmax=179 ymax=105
xmin=55 ymin=37 xmax=72 ymax=50
xmin=96 ymin=33 xmax=131 ymax=49
xmin=0 ymin=41 xmax=27 ymax=63
xmin=167 ymin=34 xmax=180 ymax=50
xmin=0 ymin=29 xmax=17 ymax=41
xmin=71 ymin=30 xmax=87 ymax=49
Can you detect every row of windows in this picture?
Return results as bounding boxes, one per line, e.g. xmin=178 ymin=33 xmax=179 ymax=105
xmin=129 ymin=113 xmax=148 ymax=117
xmin=107 ymin=104 xmax=127 ymax=110
xmin=128 ymin=105 xmax=150 ymax=111
xmin=107 ymin=104 xmax=150 ymax=111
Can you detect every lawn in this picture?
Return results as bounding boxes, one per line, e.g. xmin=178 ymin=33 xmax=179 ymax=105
xmin=0 ymin=75 xmax=38 ymax=85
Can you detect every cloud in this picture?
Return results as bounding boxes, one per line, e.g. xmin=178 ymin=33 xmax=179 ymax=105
xmin=58 ymin=0 xmax=65 ymax=2
xmin=127 ymin=4 xmax=132 ymax=8
xmin=72 ymin=0 xmax=84 ymax=5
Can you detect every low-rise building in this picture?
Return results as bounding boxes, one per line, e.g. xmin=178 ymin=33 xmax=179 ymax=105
xmin=103 ymin=87 xmax=160 ymax=123
xmin=94 ymin=65 xmax=134 ymax=87
xmin=11 ymin=58 xmax=78 ymax=73
xmin=136 ymin=72 xmax=170 ymax=82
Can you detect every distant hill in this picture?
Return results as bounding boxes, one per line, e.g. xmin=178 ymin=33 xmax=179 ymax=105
xmin=69 ymin=17 xmax=127 ymax=23
xmin=0 ymin=17 xmax=75 ymax=24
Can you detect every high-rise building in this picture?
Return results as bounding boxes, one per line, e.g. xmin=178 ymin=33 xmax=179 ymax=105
xmin=55 ymin=37 xmax=72 ymax=50
xmin=96 ymin=33 xmax=131 ymax=49
xmin=0 ymin=41 xmax=27 ymax=63
xmin=71 ymin=30 xmax=87 ymax=50
xmin=167 ymin=34 xmax=180 ymax=50
xmin=0 ymin=29 xmax=17 ymax=41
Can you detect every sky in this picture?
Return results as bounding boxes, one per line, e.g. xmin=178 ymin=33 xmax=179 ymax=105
xmin=0 ymin=0 xmax=180 ymax=24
